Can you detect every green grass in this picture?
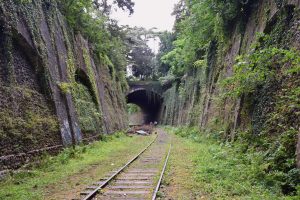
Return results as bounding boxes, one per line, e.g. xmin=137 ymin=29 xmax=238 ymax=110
xmin=0 ymin=132 xmax=154 ymax=200
xmin=159 ymin=128 xmax=204 ymax=199
xmin=164 ymin=126 xmax=300 ymax=200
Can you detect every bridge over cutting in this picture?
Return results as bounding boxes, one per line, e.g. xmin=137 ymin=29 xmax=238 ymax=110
xmin=127 ymin=81 xmax=166 ymax=95
xmin=126 ymin=81 xmax=172 ymax=124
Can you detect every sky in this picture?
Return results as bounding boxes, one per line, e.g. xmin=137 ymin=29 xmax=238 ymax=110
xmin=111 ymin=0 xmax=179 ymax=75
xmin=111 ymin=0 xmax=179 ymax=53
xmin=111 ymin=0 xmax=179 ymax=32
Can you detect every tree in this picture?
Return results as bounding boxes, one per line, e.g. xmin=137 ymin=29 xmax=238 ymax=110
xmin=58 ymin=0 xmax=135 ymax=30
xmin=124 ymin=27 xmax=157 ymax=80
xmin=130 ymin=45 xmax=155 ymax=79
xmin=172 ymin=0 xmax=188 ymax=30
xmin=93 ymin=0 xmax=135 ymax=15
xmin=155 ymin=31 xmax=176 ymax=77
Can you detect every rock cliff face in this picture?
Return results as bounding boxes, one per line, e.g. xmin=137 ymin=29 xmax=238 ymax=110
xmin=160 ymin=0 xmax=300 ymax=166
xmin=0 ymin=0 xmax=127 ymax=170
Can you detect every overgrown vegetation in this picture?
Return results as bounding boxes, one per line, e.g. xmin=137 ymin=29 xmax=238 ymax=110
xmin=0 ymin=85 xmax=59 ymax=154
xmin=220 ymin=41 xmax=300 ymax=192
xmin=58 ymin=0 xmax=132 ymax=90
xmin=0 ymin=110 xmax=58 ymax=143
xmin=56 ymin=0 xmax=140 ymax=133
xmin=0 ymin=133 xmax=154 ymax=200
xmin=222 ymin=33 xmax=300 ymax=98
xmin=159 ymin=0 xmax=255 ymax=77
xmin=127 ymin=103 xmax=141 ymax=114
xmin=72 ymin=82 xmax=102 ymax=133
xmin=219 ymin=10 xmax=300 ymax=194
xmin=165 ymin=126 xmax=300 ymax=199
xmin=159 ymin=0 xmax=300 ymax=197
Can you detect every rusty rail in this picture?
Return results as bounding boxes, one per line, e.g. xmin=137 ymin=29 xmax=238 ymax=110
xmin=152 ymin=144 xmax=172 ymax=200
xmin=81 ymin=135 xmax=158 ymax=200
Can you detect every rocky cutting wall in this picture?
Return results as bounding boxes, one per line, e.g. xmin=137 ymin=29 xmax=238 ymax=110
xmin=0 ymin=0 xmax=128 ymax=170
xmin=160 ymin=0 xmax=300 ymax=168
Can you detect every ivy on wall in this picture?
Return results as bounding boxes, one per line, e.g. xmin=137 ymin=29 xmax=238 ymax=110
xmin=72 ymin=83 xmax=102 ymax=134
xmin=159 ymin=0 xmax=300 ymax=196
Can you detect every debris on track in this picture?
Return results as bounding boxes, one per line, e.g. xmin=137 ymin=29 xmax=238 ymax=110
xmin=127 ymin=125 xmax=155 ymax=136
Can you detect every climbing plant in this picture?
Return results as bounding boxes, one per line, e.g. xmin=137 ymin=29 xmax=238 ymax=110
xmin=160 ymin=0 xmax=256 ymax=77
xmin=58 ymin=0 xmax=130 ymax=89
xmin=222 ymin=35 xmax=300 ymax=97
xmin=158 ymin=0 xmax=300 ymax=196
xmin=220 ymin=30 xmax=300 ymax=195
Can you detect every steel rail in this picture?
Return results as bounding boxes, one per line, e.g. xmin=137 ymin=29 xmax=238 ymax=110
xmin=81 ymin=135 xmax=158 ymax=200
xmin=152 ymin=144 xmax=172 ymax=200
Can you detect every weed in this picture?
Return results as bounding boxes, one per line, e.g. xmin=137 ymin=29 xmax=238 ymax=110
xmin=0 ymin=133 xmax=153 ymax=200
xmin=165 ymin=126 xmax=300 ymax=199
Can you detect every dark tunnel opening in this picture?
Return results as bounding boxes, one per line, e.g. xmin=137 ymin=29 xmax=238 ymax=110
xmin=127 ymin=89 xmax=163 ymax=124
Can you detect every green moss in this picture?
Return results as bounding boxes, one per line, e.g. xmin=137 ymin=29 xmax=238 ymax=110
xmin=83 ymin=48 xmax=100 ymax=106
xmin=66 ymin=51 xmax=76 ymax=82
xmin=17 ymin=0 xmax=32 ymax=4
xmin=60 ymin=44 xmax=104 ymax=134
xmin=25 ymin=111 xmax=59 ymax=132
xmin=101 ymin=54 xmax=114 ymax=72
xmin=161 ymin=67 xmax=206 ymax=126
xmin=0 ymin=110 xmax=59 ymax=142
xmin=57 ymin=82 xmax=73 ymax=94
xmin=0 ymin=84 xmax=60 ymax=155
xmin=72 ymin=82 xmax=102 ymax=133
xmin=58 ymin=57 xmax=104 ymax=133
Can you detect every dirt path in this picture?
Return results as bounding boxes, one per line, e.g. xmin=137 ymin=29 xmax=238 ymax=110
xmin=43 ymin=135 xmax=155 ymax=200
xmin=91 ymin=129 xmax=170 ymax=200
xmin=45 ymin=129 xmax=206 ymax=200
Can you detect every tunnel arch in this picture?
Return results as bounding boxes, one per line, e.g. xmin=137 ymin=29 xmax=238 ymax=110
xmin=75 ymin=68 xmax=98 ymax=106
xmin=73 ymin=68 xmax=102 ymax=137
xmin=126 ymin=89 xmax=163 ymax=124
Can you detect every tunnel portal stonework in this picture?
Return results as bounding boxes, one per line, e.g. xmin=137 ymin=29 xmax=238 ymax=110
xmin=127 ymin=89 xmax=163 ymax=124
xmin=127 ymin=81 xmax=172 ymax=124
xmin=0 ymin=1 xmax=127 ymax=170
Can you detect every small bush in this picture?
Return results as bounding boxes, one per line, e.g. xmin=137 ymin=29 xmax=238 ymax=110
xmin=167 ymin=126 xmax=300 ymax=198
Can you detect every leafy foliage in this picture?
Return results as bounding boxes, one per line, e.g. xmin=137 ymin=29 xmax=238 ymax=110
xmin=58 ymin=0 xmax=132 ymax=84
xmin=219 ymin=30 xmax=300 ymax=194
xmin=159 ymin=0 xmax=300 ymax=197
xmin=155 ymin=31 xmax=176 ymax=77
xmin=125 ymin=27 xmax=157 ymax=80
xmin=166 ymin=126 xmax=300 ymax=199
xmin=160 ymin=0 xmax=254 ymax=77
xmin=127 ymin=103 xmax=141 ymax=114
xmin=72 ymin=82 xmax=102 ymax=133
xmin=222 ymin=35 xmax=300 ymax=97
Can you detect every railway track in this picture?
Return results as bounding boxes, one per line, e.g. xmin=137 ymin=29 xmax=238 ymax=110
xmin=73 ymin=129 xmax=171 ymax=200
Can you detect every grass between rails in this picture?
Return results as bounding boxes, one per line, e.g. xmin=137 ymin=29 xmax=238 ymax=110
xmin=162 ymin=126 xmax=300 ymax=200
xmin=158 ymin=129 xmax=204 ymax=200
xmin=0 ymin=132 xmax=155 ymax=200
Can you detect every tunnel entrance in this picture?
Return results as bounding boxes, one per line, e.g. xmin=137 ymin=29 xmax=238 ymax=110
xmin=127 ymin=89 xmax=163 ymax=124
